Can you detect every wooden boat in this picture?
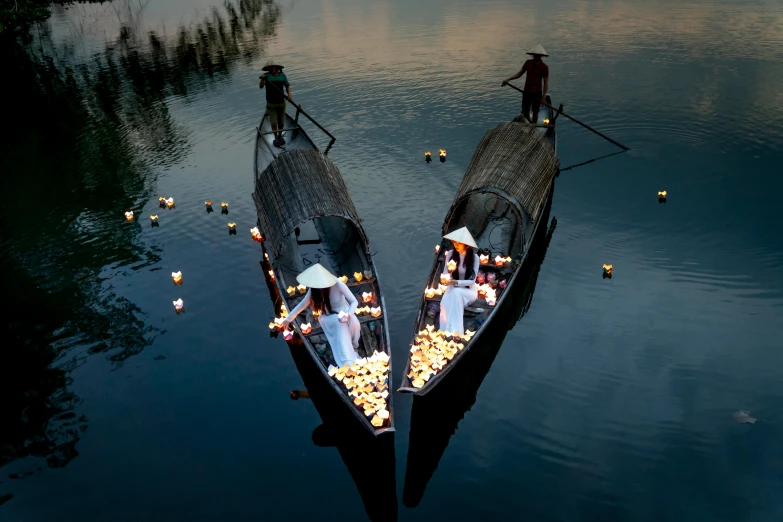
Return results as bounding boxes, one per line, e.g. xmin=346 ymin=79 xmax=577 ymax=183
xmin=398 ymin=97 xmax=560 ymax=395
xmin=252 ymin=107 xmax=394 ymax=436
xmin=403 ymin=204 xmax=556 ymax=508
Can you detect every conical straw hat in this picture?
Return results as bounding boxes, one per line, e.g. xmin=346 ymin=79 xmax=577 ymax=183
xmin=262 ymin=59 xmax=284 ymax=71
xmin=526 ymin=44 xmax=549 ymax=56
xmin=443 ymin=227 xmax=478 ymax=248
xmin=296 ymin=263 xmax=338 ymax=289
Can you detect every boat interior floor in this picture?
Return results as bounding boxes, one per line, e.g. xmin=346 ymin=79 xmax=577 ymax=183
xmin=256 ymin=112 xmax=314 ymax=167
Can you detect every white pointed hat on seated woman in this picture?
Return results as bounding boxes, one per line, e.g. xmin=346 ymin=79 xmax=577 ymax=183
xmin=296 ymin=263 xmax=338 ymax=289
xmin=527 ymin=44 xmax=549 ymax=56
xmin=443 ymin=227 xmax=478 ymax=249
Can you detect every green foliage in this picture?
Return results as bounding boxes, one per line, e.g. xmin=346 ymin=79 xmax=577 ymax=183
xmin=0 ymin=0 xmax=52 ymax=34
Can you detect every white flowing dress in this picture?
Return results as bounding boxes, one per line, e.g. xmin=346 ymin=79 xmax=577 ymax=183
xmin=439 ymin=250 xmax=480 ymax=335
xmin=287 ymin=280 xmax=361 ymax=367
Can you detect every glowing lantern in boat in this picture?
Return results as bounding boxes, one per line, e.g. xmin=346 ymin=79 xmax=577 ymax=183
xmin=297 ymin=284 xmax=306 ymax=295
xmin=280 ymin=304 xmax=288 ymax=316
xmin=494 ymin=255 xmax=505 ymax=267
xmin=658 ymin=190 xmax=667 ymax=203
xmin=486 ymin=295 xmax=497 ymax=306
xmin=268 ymin=269 xmax=275 ymax=281
xmin=264 ymin=253 xmax=269 ymax=260
xmin=447 ymin=260 xmax=457 ymax=273
xmin=250 ymin=227 xmax=263 ymax=241
xmin=125 ymin=211 xmax=134 ymax=221
xmin=370 ymin=307 xmax=381 ymax=318
xmin=435 ymin=245 xmax=440 ymax=253
xmin=437 ymin=284 xmax=447 ymax=294
xmin=301 ymin=323 xmax=313 ymax=334
xmin=477 ymin=285 xmax=487 ymax=298
xmin=440 ymin=273 xmax=451 ymax=285
xmin=439 ymin=149 xmax=446 ymax=162
xmin=286 ymin=286 xmax=296 ymax=296
xmin=166 ymin=197 xmax=174 ymax=208
xmin=425 ymin=151 xmax=432 ymax=163
xmin=425 ymin=287 xmax=436 ymax=298
xmin=274 ymin=317 xmax=285 ymax=329
xmin=362 ymin=291 xmax=373 ymax=303
xmin=339 ymin=275 xmax=349 ymax=284
xmin=426 ymin=324 xmax=435 ymax=332
xmin=603 ymin=264 xmax=613 ymax=276
xmin=283 ymin=329 xmax=294 ymax=341
xmin=268 ymin=321 xmax=276 ymax=330
xmin=479 ymin=254 xmax=489 ymax=264
xmin=354 ymin=272 xmax=363 ymax=282
xmin=172 ymin=271 xmax=183 ymax=284
xmin=173 ymin=298 xmax=184 ymax=312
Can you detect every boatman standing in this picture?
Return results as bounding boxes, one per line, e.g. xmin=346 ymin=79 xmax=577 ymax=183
xmin=502 ymin=45 xmax=549 ymax=123
xmin=259 ymin=59 xmax=293 ymax=147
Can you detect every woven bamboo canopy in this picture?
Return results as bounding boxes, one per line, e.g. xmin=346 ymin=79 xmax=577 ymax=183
xmin=449 ymin=122 xmax=559 ymax=226
xmin=252 ymin=149 xmax=369 ymax=260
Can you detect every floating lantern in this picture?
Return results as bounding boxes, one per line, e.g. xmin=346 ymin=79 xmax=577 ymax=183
xmin=221 ymin=202 xmax=228 ymax=214
xmin=301 ymin=323 xmax=313 ymax=334
xmin=228 ymin=222 xmax=237 ymax=235
xmin=172 ymin=271 xmax=183 ymax=284
xmin=283 ymin=329 xmax=294 ymax=341
xmin=658 ymin=190 xmax=667 ymax=203
xmin=435 ymin=245 xmax=440 ymax=253
xmin=370 ymin=307 xmax=381 ymax=318
xmin=297 ymin=284 xmax=306 ymax=295
xmin=425 ymin=151 xmax=432 ymax=163
xmin=354 ymin=272 xmax=363 ymax=282
xmin=479 ymin=254 xmax=489 ymax=264
xmin=150 ymin=214 xmax=159 ymax=224
xmin=447 ymin=260 xmax=457 ymax=273
xmin=250 ymin=227 xmax=263 ymax=241
xmin=425 ymin=287 xmax=436 ymax=298
xmin=268 ymin=269 xmax=275 ymax=281
xmin=125 ymin=211 xmax=134 ymax=221
xmin=205 ymin=201 xmax=213 ymax=213
xmin=440 ymin=273 xmax=451 ymax=285
xmin=339 ymin=275 xmax=349 ymax=284
xmin=362 ymin=291 xmax=373 ymax=303
xmin=286 ymin=286 xmax=296 ymax=296
xmin=166 ymin=197 xmax=174 ymax=208
xmin=173 ymin=298 xmax=184 ymax=312
xmin=439 ymin=149 xmax=446 ymax=162
xmin=602 ymin=264 xmax=613 ymax=277
xmin=159 ymin=197 xmax=167 ymax=208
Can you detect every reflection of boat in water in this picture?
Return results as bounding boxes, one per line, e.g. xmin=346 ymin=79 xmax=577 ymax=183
xmin=399 ymin=99 xmax=560 ymax=395
xmin=402 ymin=196 xmax=557 ymax=509
xmin=286 ymin=337 xmax=398 ymax=522
xmin=253 ymin=107 xmax=394 ymax=436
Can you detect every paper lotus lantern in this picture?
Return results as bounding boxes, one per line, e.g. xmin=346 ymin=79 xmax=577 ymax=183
xmin=437 ymin=284 xmax=447 ymax=294
xmin=370 ymin=307 xmax=381 ymax=318
xmin=339 ymin=275 xmax=348 ymax=284
xmin=159 ymin=197 xmax=167 ymax=208
xmin=171 ymin=271 xmax=183 ymax=284
xmin=440 ymin=273 xmax=451 ymax=285
xmin=371 ymin=415 xmax=384 ymax=427
xmin=274 ymin=317 xmax=285 ymax=329
xmin=447 ymin=260 xmax=457 ymax=273
xmin=267 ymin=269 xmax=275 ymax=281
xmin=435 ymin=245 xmax=440 ymax=253
xmin=228 ymin=222 xmax=236 ymax=230
xmin=286 ymin=286 xmax=296 ymax=296
xmin=426 ymin=324 xmax=435 ymax=332
xmin=173 ymin=298 xmax=184 ymax=311
xmin=205 ymin=200 xmax=212 ymax=206
xmin=250 ymin=227 xmax=263 ymax=241
xmin=280 ymin=304 xmax=288 ymax=316
xmin=425 ymin=151 xmax=432 ymax=163
xmin=486 ymin=296 xmax=497 ymax=306
xmin=602 ymin=264 xmax=613 ymax=276
xmin=166 ymin=197 xmax=174 ymax=208
xmin=479 ymin=254 xmax=489 ymax=265
xmin=439 ymin=149 xmax=446 ymax=162
xmin=353 ymin=272 xmax=363 ymax=282
xmin=301 ymin=323 xmax=313 ymax=334
xmin=297 ymin=284 xmax=306 ymax=294
xmin=494 ymin=255 xmax=505 ymax=267
xmin=658 ymin=190 xmax=667 ymax=203
xmin=362 ymin=291 xmax=373 ymax=303
xmin=425 ymin=287 xmax=436 ymax=298
xmin=283 ymin=329 xmax=294 ymax=341
xmin=125 ymin=211 xmax=134 ymax=221
xmin=268 ymin=321 xmax=276 ymax=330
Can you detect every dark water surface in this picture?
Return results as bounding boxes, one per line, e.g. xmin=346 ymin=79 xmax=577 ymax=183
xmin=2 ymin=0 xmax=783 ymax=520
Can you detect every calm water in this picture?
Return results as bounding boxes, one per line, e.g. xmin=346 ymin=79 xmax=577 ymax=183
xmin=2 ymin=0 xmax=783 ymax=520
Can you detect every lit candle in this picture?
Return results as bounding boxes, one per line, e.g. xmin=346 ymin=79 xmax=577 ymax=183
xmin=353 ymin=272 xmax=363 ymax=282
xmin=286 ymin=286 xmax=296 ymax=296
xmin=172 ymin=271 xmax=183 ymax=284
xmin=166 ymin=197 xmax=174 ymax=208
xmin=370 ymin=307 xmax=381 ymax=318
xmin=339 ymin=275 xmax=349 ymax=284
xmin=297 ymin=284 xmax=306 ymax=295
xmin=173 ymin=298 xmax=184 ymax=311
xmin=283 ymin=329 xmax=294 ymax=341
xmin=362 ymin=291 xmax=373 ymax=303
xmin=124 ymin=211 xmax=134 ymax=221
xmin=301 ymin=323 xmax=313 ymax=334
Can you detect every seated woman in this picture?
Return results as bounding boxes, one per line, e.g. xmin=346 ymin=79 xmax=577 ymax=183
xmin=284 ymin=263 xmax=361 ymax=367
xmin=439 ymin=227 xmax=480 ymax=335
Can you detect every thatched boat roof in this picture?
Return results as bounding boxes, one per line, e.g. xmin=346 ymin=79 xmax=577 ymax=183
xmin=252 ymin=149 xmax=368 ymax=260
xmin=450 ymin=122 xmax=559 ymax=224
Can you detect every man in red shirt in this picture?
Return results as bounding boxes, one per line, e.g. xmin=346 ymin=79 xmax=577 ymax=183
xmin=502 ymin=45 xmax=549 ymax=123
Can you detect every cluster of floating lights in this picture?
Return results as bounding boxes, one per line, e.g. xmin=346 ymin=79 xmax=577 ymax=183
xmin=423 ymin=150 xmax=447 ymax=163
xmin=328 ymin=351 xmax=391 ymax=428
xmin=407 ymin=325 xmax=475 ymax=388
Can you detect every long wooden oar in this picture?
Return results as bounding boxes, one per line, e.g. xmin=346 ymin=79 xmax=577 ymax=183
xmin=504 ymin=83 xmax=630 ymax=151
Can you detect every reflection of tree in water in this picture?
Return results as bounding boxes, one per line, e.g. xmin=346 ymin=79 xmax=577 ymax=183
xmin=0 ymin=0 xmax=280 ymax=474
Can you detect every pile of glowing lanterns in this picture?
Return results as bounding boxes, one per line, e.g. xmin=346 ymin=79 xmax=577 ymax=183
xmin=407 ymin=325 xmax=475 ymax=388
xmin=328 ymin=351 xmax=391 ymax=428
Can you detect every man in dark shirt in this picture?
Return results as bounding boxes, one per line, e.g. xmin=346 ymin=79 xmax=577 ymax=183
xmin=259 ymin=59 xmax=293 ymax=147
xmin=502 ymin=45 xmax=549 ymax=123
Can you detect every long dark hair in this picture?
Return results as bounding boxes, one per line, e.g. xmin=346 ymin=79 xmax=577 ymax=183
xmin=311 ymin=287 xmax=332 ymax=316
xmin=449 ymin=246 xmax=476 ymax=280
